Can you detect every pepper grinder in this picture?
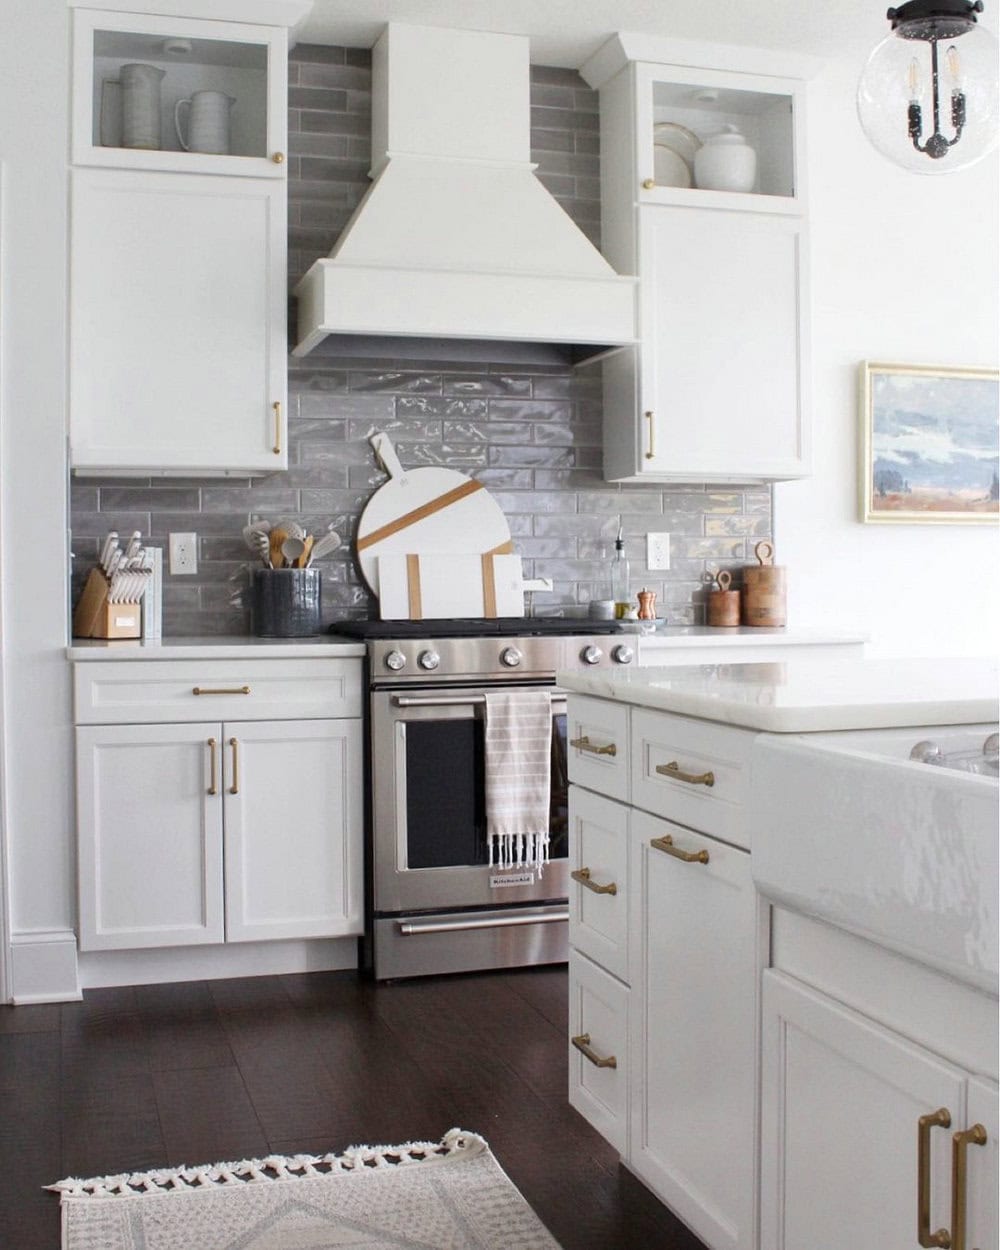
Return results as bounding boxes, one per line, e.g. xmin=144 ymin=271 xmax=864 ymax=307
xmin=636 ymin=588 xmax=657 ymax=620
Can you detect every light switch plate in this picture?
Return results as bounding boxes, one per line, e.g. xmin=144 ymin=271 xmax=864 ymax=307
xmin=646 ymin=532 xmax=671 ymax=571
xmin=168 ymin=532 xmax=197 ymax=575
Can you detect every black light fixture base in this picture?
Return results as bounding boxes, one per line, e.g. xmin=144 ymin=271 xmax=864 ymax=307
xmin=887 ymin=0 xmax=982 ymax=38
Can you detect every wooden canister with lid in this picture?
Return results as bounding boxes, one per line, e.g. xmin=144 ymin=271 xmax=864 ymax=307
xmin=707 ymin=570 xmax=741 ymax=627
xmin=742 ymin=541 xmax=786 ymax=627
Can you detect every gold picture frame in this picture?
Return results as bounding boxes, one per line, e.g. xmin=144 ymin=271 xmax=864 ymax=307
xmin=860 ymin=361 xmax=999 ymax=524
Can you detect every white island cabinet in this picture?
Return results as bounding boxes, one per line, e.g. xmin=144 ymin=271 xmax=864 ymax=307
xmin=561 ymin=657 xmax=998 ymax=1250
xmin=67 ymin=2 xmax=308 ymax=476
xmin=73 ymin=652 xmax=364 ymax=955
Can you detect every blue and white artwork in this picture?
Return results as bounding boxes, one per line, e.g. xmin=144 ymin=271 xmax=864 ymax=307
xmin=865 ymin=365 xmax=999 ymax=521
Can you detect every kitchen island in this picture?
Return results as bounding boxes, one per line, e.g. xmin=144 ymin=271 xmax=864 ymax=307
xmin=560 ymin=656 xmax=998 ymax=1250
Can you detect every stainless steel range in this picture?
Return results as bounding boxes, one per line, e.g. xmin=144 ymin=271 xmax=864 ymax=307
xmin=330 ymin=618 xmax=636 ymax=980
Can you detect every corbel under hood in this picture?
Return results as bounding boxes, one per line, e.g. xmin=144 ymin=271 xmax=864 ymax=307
xmin=292 ymin=23 xmax=636 ymax=363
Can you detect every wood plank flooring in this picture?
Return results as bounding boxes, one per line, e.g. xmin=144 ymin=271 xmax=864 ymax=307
xmin=0 ymin=966 xmax=707 ymax=1249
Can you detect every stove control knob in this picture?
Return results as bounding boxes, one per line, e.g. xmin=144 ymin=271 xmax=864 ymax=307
xmin=581 ymin=645 xmax=604 ymax=666
xmin=500 ymin=646 xmax=523 ymax=668
xmin=612 ymin=644 xmax=635 ymax=665
xmin=418 ymin=650 xmax=441 ymax=671
xmin=384 ymin=650 xmax=407 ymax=672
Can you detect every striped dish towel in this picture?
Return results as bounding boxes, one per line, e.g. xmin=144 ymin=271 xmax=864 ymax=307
xmin=484 ymin=690 xmax=553 ymax=875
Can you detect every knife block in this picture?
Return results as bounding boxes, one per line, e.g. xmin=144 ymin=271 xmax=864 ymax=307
xmin=73 ymin=567 xmax=142 ymax=639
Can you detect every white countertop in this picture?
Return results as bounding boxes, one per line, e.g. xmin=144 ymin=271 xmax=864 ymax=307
xmin=68 ymin=636 xmax=366 ymax=660
xmin=558 ymin=656 xmax=999 ymax=732
xmin=635 ymin=625 xmax=867 ymax=651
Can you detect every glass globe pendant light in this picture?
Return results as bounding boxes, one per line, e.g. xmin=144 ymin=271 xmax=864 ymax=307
xmin=857 ymin=0 xmax=1000 ymax=172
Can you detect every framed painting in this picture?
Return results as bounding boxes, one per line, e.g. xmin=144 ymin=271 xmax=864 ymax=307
xmin=860 ymin=362 xmax=999 ymax=524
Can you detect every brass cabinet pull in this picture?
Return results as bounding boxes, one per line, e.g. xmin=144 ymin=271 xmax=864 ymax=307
xmin=641 ymin=177 xmax=655 ymax=190
xmin=644 ymin=409 xmax=655 ymax=460
xmin=571 ymin=1032 xmax=617 ymax=1069
xmin=656 ymin=760 xmax=715 ymax=787
xmin=228 ymin=737 xmax=240 ymax=795
xmin=192 ymin=686 xmax=251 ymax=696
xmin=571 ymin=867 xmax=617 ymax=896
xmin=272 ymin=400 xmax=282 ymax=454
xmin=569 ymin=735 xmax=617 ymax=757
xmin=918 ymin=1108 xmax=953 ymax=1248
xmin=951 ymin=1123 xmax=987 ymax=1250
xmin=650 ymin=834 xmax=709 ymax=865
xmin=207 ymin=737 xmax=218 ymax=796
xmin=271 ymin=151 xmax=285 ymax=163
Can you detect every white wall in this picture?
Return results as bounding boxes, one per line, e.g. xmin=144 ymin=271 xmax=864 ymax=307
xmin=0 ymin=1 xmax=77 ymax=998
xmin=776 ymin=34 xmax=1000 ymax=658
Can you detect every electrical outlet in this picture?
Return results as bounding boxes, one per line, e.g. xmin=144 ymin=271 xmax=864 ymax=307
xmin=646 ymin=532 xmax=671 ymax=571
xmin=168 ymin=532 xmax=198 ymax=575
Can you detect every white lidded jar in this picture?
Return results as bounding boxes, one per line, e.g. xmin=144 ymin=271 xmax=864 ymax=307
xmin=693 ymin=124 xmax=757 ymax=193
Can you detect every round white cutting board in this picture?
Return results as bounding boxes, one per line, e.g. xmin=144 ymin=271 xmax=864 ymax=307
xmin=356 ymin=433 xmax=512 ymax=596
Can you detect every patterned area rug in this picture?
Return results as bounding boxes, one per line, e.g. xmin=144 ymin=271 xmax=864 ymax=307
xmin=49 ymin=1128 xmax=561 ymax=1249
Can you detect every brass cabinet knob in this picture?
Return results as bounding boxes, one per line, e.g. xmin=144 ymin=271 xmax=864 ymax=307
xmin=271 ymin=151 xmax=285 ymax=163
xmin=642 ymin=178 xmax=656 ymax=189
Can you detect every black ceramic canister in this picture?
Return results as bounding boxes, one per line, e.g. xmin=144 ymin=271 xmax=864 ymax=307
xmin=252 ymin=568 xmax=322 ymax=637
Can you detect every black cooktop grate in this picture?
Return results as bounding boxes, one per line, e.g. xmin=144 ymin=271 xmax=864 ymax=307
xmin=328 ymin=617 xmax=624 ymax=640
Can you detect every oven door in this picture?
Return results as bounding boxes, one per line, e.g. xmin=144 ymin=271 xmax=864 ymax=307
xmin=369 ymin=684 xmax=569 ymax=915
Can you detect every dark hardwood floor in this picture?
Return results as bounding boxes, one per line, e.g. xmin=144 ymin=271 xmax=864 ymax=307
xmin=0 ymin=965 xmax=706 ymax=1249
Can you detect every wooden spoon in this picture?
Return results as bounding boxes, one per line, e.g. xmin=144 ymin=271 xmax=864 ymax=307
xmin=296 ymin=536 xmax=314 ymax=569
xmin=269 ymin=527 xmax=289 ymax=569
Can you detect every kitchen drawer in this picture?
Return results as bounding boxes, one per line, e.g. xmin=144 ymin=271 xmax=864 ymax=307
xmin=74 ymin=658 xmax=362 ymax=724
xmin=630 ymin=708 xmax=755 ymax=848
xmin=569 ymin=785 xmax=630 ymax=984
xmin=567 ymin=694 xmax=630 ymax=802
xmin=569 ymin=949 xmax=629 ymax=1157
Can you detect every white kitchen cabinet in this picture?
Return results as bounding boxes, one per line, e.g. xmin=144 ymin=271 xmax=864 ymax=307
xmin=74 ymin=657 xmax=364 ymax=953
xmin=568 ymin=786 xmax=629 ymax=987
xmin=629 ymin=808 xmax=762 ymax=1250
xmin=761 ymin=970 xmax=997 ymax=1250
xmin=568 ymin=949 xmax=630 ymax=1157
xmin=67 ymin=3 xmax=298 ymax=476
xmin=583 ymin=45 xmax=812 ymax=483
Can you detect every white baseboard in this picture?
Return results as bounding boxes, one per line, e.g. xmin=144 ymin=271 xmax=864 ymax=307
xmin=10 ymin=929 xmax=82 ymax=1003
xmin=78 ymin=936 xmax=359 ymax=989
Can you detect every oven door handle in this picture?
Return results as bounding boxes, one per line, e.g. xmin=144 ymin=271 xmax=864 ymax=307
xmin=391 ymin=693 xmax=567 ymax=710
xmin=398 ymin=910 xmax=569 ymax=935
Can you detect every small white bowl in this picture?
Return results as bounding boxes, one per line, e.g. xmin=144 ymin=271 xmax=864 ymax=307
xmin=653 ymin=144 xmax=691 ymax=188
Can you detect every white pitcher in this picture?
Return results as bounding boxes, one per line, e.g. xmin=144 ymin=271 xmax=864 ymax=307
xmin=120 ymin=63 xmax=165 ymax=150
xmin=175 ymin=90 xmax=235 ymax=155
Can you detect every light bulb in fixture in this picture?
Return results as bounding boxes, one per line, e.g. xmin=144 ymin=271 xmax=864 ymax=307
xmin=857 ymin=0 xmax=999 ymax=172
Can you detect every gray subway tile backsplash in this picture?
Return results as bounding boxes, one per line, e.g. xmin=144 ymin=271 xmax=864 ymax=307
xmin=69 ymin=47 xmax=772 ymax=634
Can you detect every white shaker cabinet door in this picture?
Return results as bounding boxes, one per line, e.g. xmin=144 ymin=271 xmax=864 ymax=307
xmin=629 ymin=809 xmax=763 ymax=1250
xmin=760 ymin=970 xmax=968 ymax=1250
xmin=222 ymin=720 xmax=364 ymax=943
xmin=69 ymin=168 xmax=286 ymax=474
xmin=964 ymin=1076 xmax=998 ymax=1250
xmin=76 ymin=723 xmax=224 ymax=950
xmin=636 ymin=205 xmax=809 ymax=482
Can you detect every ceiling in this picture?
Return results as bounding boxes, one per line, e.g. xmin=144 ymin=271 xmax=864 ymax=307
xmin=295 ymin=0 xmax=887 ymax=67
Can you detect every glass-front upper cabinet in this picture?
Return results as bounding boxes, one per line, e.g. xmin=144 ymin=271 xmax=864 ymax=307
xmin=634 ymin=61 xmax=807 ymax=213
xmin=71 ymin=8 xmax=290 ymax=176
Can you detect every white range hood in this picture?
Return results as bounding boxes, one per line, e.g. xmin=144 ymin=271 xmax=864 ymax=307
xmin=292 ymin=23 xmax=636 ymax=363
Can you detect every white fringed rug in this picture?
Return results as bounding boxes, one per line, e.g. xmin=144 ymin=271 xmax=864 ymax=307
xmin=48 ymin=1128 xmax=561 ymax=1250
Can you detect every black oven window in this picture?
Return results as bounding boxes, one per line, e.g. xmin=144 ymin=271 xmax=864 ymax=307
xmin=404 ymin=711 xmax=568 ymax=869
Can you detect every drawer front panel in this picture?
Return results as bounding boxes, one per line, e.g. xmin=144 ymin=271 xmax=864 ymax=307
xmin=74 ymin=659 xmax=362 ymax=724
xmin=569 ymin=785 xmax=630 ymax=984
xmin=569 ymin=949 xmax=629 ymax=1157
xmin=568 ymin=694 xmax=630 ymax=802
xmin=631 ymin=707 xmax=754 ymax=847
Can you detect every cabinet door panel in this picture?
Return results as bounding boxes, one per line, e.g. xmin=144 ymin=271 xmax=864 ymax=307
xmin=70 ymin=168 xmax=285 ymax=473
xmin=76 ymin=723 xmax=224 ymax=949
xmin=761 ymin=971 xmax=967 ymax=1250
xmin=568 ymin=786 xmax=629 ymax=982
xmin=639 ymin=206 xmax=808 ymax=480
xmin=223 ymin=720 xmax=363 ymax=942
xmin=630 ymin=809 xmax=761 ymax=1250
xmin=965 ymin=1076 xmax=998 ymax=1250
xmin=568 ymin=950 xmax=629 ymax=1156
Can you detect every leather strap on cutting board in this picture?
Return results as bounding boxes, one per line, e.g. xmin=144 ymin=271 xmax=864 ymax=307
xmin=358 ymin=480 xmax=485 ymax=551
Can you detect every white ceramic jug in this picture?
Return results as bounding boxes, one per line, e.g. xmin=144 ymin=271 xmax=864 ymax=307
xmin=693 ymin=125 xmax=757 ymax=193
xmin=175 ymin=90 xmax=235 ymax=155
xmin=120 ymin=63 xmax=165 ymax=150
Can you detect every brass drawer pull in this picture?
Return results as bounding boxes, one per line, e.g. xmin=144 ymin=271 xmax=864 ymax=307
xmin=272 ymin=401 xmax=282 ymax=455
xmin=951 ymin=1123 xmax=987 ymax=1250
xmin=918 ymin=1108 xmax=953 ymax=1248
xmin=641 ymin=178 xmax=655 ymax=190
xmin=192 ymin=686 xmax=251 ymax=696
xmin=570 ymin=735 xmax=617 ymax=757
xmin=650 ymin=834 xmax=709 ymax=865
xmin=644 ymin=410 xmax=655 ymax=460
xmin=571 ymin=1032 xmax=617 ymax=1069
xmin=571 ymin=867 xmax=617 ymax=896
xmin=228 ymin=737 xmax=240 ymax=795
xmin=207 ymin=738 xmax=218 ymax=796
xmin=656 ymin=760 xmax=715 ymax=787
